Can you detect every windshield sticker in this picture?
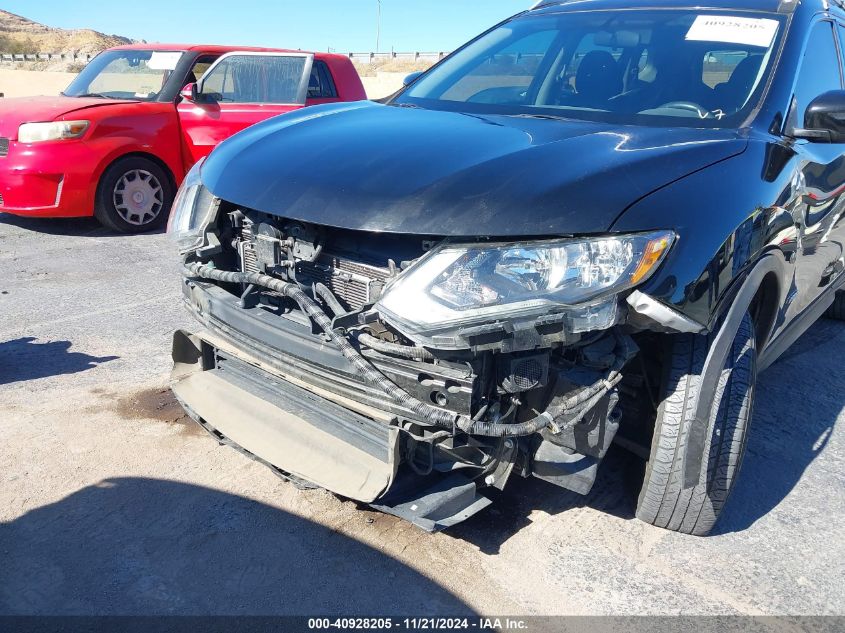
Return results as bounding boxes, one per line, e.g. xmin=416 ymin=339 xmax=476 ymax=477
xmin=686 ymin=16 xmax=779 ymax=48
xmin=147 ymin=51 xmax=182 ymax=71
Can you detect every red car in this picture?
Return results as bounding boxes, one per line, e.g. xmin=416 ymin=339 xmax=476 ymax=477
xmin=0 ymin=44 xmax=366 ymax=232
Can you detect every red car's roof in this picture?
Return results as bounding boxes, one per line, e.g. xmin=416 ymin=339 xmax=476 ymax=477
xmin=105 ymin=43 xmax=346 ymax=61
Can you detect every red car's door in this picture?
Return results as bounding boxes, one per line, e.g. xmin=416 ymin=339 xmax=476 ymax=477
xmin=177 ymin=51 xmax=315 ymax=165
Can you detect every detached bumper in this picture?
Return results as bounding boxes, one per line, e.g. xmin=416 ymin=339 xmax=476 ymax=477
xmin=171 ymin=327 xmax=493 ymax=531
xmin=0 ymin=139 xmax=97 ymax=217
xmin=171 ymin=329 xmax=400 ymax=503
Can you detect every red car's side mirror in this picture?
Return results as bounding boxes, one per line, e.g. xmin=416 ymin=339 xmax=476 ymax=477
xmin=180 ymin=82 xmax=198 ymax=102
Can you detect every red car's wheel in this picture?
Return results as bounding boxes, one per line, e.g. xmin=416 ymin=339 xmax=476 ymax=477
xmin=95 ymin=157 xmax=174 ymax=233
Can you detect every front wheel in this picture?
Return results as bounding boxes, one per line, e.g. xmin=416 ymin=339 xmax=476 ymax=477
xmin=636 ymin=312 xmax=757 ymax=536
xmin=94 ymin=157 xmax=173 ymax=233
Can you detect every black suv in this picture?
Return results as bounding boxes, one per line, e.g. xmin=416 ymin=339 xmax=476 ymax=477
xmin=168 ymin=0 xmax=845 ymax=535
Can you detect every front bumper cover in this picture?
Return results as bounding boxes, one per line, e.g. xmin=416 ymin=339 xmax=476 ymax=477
xmin=171 ymin=327 xmax=493 ymax=531
xmin=0 ymin=139 xmax=97 ymax=217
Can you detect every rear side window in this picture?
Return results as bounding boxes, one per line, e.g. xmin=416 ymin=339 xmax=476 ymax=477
xmin=789 ymin=22 xmax=843 ymax=127
xmin=308 ymin=61 xmax=338 ymax=98
xmin=199 ymin=54 xmax=311 ymax=104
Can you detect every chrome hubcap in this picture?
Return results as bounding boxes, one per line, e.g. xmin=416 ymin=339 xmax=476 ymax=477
xmin=113 ymin=169 xmax=163 ymax=226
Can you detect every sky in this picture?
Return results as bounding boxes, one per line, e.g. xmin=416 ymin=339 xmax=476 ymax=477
xmin=3 ymin=0 xmax=533 ymax=53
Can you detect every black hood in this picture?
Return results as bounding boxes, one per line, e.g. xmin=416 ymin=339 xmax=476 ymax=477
xmin=201 ymin=101 xmax=747 ymax=237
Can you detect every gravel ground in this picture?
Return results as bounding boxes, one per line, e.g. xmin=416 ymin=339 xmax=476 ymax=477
xmin=0 ymin=214 xmax=843 ymax=617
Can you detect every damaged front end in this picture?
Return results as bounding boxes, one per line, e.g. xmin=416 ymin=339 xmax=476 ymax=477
xmin=170 ymin=178 xmax=682 ymax=531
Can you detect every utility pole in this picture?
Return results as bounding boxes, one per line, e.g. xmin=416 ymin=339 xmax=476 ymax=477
xmin=376 ymin=0 xmax=382 ymax=53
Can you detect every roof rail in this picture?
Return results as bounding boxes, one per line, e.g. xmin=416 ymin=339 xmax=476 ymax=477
xmin=529 ymin=1 xmax=583 ymax=10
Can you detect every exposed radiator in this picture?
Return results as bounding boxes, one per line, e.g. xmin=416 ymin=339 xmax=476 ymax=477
xmin=237 ymin=218 xmax=390 ymax=311
xmin=296 ymin=254 xmax=390 ymax=311
xmin=238 ymin=219 xmax=261 ymax=275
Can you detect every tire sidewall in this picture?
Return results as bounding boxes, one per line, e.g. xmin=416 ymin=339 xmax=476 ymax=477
xmin=95 ymin=157 xmax=173 ymax=233
xmin=637 ymin=313 xmax=757 ymax=535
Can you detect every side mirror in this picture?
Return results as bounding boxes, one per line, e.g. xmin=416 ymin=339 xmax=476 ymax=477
xmin=792 ymin=90 xmax=845 ymax=143
xmin=180 ymin=82 xmax=198 ymax=102
xmin=403 ymin=71 xmax=424 ymax=87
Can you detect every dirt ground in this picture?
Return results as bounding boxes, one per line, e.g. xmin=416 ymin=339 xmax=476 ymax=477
xmin=0 ymin=67 xmax=405 ymax=99
xmin=0 ymin=214 xmax=843 ymax=617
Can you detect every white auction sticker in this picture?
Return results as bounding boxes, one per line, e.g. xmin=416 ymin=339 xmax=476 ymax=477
xmin=686 ymin=15 xmax=779 ymax=48
xmin=147 ymin=51 xmax=183 ymax=70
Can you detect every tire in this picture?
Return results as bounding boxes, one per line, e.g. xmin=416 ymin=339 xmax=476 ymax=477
xmin=94 ymin=156 xmax=173 ymax=233
xmin=826 ymin=291 xmax=845 ymax=321
xmin=636 ymin=312 xmax=756 ymax=536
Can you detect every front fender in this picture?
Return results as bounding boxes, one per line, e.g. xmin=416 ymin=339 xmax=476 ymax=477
xmin=82 ymin=106 xmax=184 ymax=204
xmin=612 ymin=141 xmax=794 ymax=331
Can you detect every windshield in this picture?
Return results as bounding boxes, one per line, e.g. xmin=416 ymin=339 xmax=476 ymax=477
xmin=64 ymin=49 xmax=185 ymax=101
xmin=395 ymin=10 xmax=785 ymax=127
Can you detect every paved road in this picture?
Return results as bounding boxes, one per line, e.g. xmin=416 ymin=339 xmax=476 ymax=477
xmin=1 ymin=214 xmax=843 ymax=616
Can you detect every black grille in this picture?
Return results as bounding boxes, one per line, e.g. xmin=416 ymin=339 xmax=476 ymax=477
xmin=0 ymin=138 xmax=8 ymax=157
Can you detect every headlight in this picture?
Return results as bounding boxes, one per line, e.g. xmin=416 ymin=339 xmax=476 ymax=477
xmin=376 ymin=231 xmax=674 ymax=348
xmin=18 ymin=120 xmax=89 ymax=143
xmin=167 ymin=158 xmax=219 ymax=254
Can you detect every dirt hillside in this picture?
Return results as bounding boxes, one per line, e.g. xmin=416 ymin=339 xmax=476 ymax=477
xmin=0 ymin=9 xmax=132 ymax=54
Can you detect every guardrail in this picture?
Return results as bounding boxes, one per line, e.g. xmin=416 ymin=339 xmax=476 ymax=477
xmin=0 ymin=52 xmax=94 ymax=62
xmin=347 ymin=51 xmax=448 ymax=64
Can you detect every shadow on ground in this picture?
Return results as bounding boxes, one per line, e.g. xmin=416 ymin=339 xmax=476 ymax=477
xmin=0 ymin=214 xmax=164 ymax=237
xmin=0 ymin=478 xmax=474 ymax=616
xmin=450 ymin=445 xmax=638 ymax=554
xmin=0 ymin=337 xmax=118 ymax=385
xmin=452 ymin=318 xmax=845 ymax=551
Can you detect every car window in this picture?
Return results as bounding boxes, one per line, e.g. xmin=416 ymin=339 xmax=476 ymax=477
xmin=439 ymin=29 xmax=558 ymax=103
xmin=562 ymin=33 xmax=626 ymax=95
xmin=308 ymin=61 xmax=338 ymax=99
xmin=189 ymin=56 xmax=218 ymax=84
xmin=180 ymin=55 xmax=218 ymax=90
xmin=789 ymin=21 xmax=843 ymax=128
xmin=398 ymin=11 xmax=786 ymax=128
xmin=199 ymin=54 xmax=311 ymax=104
xmin=702 ymin=50 xmax=748 ymax=88
xmin=64 ymin=49 xmax=185 ymax=100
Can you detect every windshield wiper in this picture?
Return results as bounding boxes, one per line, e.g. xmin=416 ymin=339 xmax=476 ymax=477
xmin=508 ymin=113 xmax=572 ymax=121
xmin=73 ymin=92 xmax=111 ymax=99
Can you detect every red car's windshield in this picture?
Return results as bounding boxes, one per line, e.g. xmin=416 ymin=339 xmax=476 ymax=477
xmin=64 ymin=49 xmax=186 ymax=101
